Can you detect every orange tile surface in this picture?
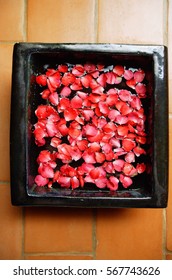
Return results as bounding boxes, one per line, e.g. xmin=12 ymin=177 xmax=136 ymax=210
xmin=166 ymin=116 xmax=172 ymax=250
xmin=0 ymin=44 xmax=13 ymax=181
xmin=0 ymin=0 xmax=25 ymax=41
xmin=98 ymin=0 xmax=164 ymax=44
xmin=25 ymin=255 xmax=93 ymax=260
xmin=27 ymin=0 xmax=96 ymax=43
xmin=96 ymin=209 xmax=163 ymax=260
xmin=166 ymin=254 xmax=172 ymax=260
xmin=0 ymin=184 xmax=23 ymax=259
xmin=0 ymin=0 xmax=171 ymax=260
xmin=24 ymin=208 xmax=93 ymax=253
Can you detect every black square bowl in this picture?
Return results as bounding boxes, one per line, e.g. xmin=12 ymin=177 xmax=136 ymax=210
xmin=10 ymin=43 xmax=168 ymax=207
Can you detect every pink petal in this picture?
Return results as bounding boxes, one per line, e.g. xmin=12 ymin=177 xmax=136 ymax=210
xmin=134 ymin=69 xmax=145 ymax=83
xmin=82 ymin=151 xmax=96 ymax=164
xmin=125 ymin=151 xmax=135 ymax=163
xmin=72 ymin=65 xmax=85 ymax=77
xmin=113 ymin=159 xmax=125 ymax=172
xmin=106 ymin=72 xmax=122 ymax=84
xmin=123 ymin=162 xmax=137 ymax=176
xmin=35 ymin=175 xmax=49 ymax=187
xmin=50 ymin=137 xmax=62 ymax=148
xmin=84 ymin=63 xmax=96 ymax=73
xmin=97 ymin=73 xmax=107 ymax=87
xmin=133 ymin=146 xmax=146 ymax=156
xmin=108 ymin=109 xmax=120 ymax=121
xmin=95 ymin=152 xmax=106 ymax=163
xmin=84 ymin=124 xmax=98 ymax=137
xmin=71 ymin=176 xmax=80 ymax=189
xmin=119 ymin=174 xmax=133 ymax=188
xmin=80 ymin=74 xmax=92 ymax=88
xmin=118 ymin=89 xmax=132 ymax=102
xmin=38 ymin=163 xmax=54 ymax=178
xmin=37 ymin=150 xmax=52 ymax=163
xmin=70 ymin=78 xmax=83 ymax=90
xmin=98 ymin=101 xmax=110 ymax=115
xmin=135 ymin=83 xmax=147 ymax=97
xmin=82 ymin=109 xmax=94 ymax=121
xmin=115 ymin=114 xmax=128 ymax=125
xmin=48 ymin=92 xmax=59 ymax=105
xmin=46 ymin=122 xmax=58 ymax=137
xmin=60 ymin=86 xmax=71 ymax=97
xmin=95 ymin=178 xmax=107 ymax=188
xmin=124 ymin=69 xmax=134 ymax=80
xmin=107 ymin=176 xmax=119 ymax=191
xmin=58 ymin=98 xmax=70 ymax=111
xmin=58 ymin=176 xmax=71 ymax=188
xmin=130 ymin=96 xmax=141 ymax=110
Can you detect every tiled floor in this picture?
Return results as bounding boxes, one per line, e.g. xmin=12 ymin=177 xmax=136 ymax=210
xmin=0 ymin=0 xmax=171 ymax=260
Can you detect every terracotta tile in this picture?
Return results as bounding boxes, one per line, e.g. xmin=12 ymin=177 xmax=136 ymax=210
xmin=96 ymin=208 xmax=163 ymax=259
xmin=166 ymin=116 xmax=172 ymax=250
xmin=98 ymin=0 xmax=164 ymax=44
xmin=0 ymin=44 xmax=13 ymax=181
xmin=0 ymin=0 xmax=25 ymax=41
xmin=25 ymin=255 xmax=93 ymax=260
xmin=0 ymin=184 xmax=23 ymax=259
xmin=166 ymin=254 xmax=172 ymax=260
xmin=169 ymin=80 xmax=172 ymax=113
xmin=24 ymin=208 xmax=93 ymax=253
xmin=28 ymin=0 xmax=96 ymax=43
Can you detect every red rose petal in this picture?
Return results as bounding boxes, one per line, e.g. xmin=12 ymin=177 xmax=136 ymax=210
xmin=113 ymin=65 xmax=124 ymax=76
xmin=36 ymin=74 xmax=47 ymax=86
xmin=71 ymin=95 xmax=83 ymax=109
xmin=62 ymin=73 xmax=75 ymax=86
xmin=136 ymin=163 xmax=146 ymax=173
xmin=122 ymin=138 xmax=136 ymax=152
xmin=64 ymin=108 xmax=78 ymax=121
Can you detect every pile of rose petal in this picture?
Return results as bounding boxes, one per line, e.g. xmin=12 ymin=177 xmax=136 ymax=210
xmin=33 ymin=63 xmax=148 ymax=191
